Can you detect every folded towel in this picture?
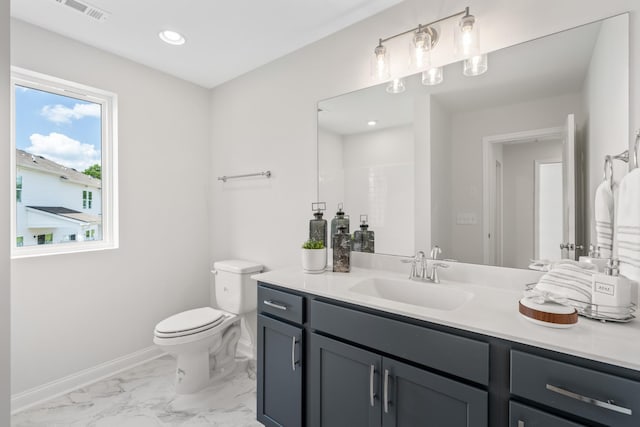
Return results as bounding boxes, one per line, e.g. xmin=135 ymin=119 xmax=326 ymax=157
xmin=594 ymin=180 xmax=615 ymax=258
xmin=616 ymin=168 xmax=640 ymax=282
xmin=534 ymin=260 xmax=597 ymax=304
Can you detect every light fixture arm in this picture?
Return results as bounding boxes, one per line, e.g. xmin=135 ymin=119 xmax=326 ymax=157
xmin=377 ymin=7 xmax=469 ymax=45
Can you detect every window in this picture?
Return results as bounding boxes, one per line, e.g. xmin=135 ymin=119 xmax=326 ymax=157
xmin=10 ymin=67 xmax=118 ymax=258
xmin=82 ymin=190 xmax=92 ymax=209
xmin=16 ymin=175 xmax=22 ymax=202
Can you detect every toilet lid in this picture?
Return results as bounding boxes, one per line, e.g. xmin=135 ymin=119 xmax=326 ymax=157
xmin=155 ymin=307 xmax=226 ymax=336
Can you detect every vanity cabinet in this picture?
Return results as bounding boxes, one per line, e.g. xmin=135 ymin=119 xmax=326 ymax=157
xmin=510 ymin=350 xmax=640 ymax=427
xmin=257 ymin=287 xmax=305 ymax=427
xmin=310 ymin=332 xmax=487 ymax=427
xmin=256 ymin=281 xmax=640 ymax=427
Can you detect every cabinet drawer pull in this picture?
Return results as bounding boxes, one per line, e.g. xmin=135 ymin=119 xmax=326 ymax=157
xmin=264 ymin=300 xmax=288 ymax=311
xmin=369 ymin=365 xmax=376 ymax=407
xmin=291 ymin=336 xmax=298 ymax=371
xmin=517 ymin=421 xmax=524 ymax=427
xmin=546 ymin=384 xmax=633 ymax=415
xmin=384 ymin=369 xmax=390 ymax=414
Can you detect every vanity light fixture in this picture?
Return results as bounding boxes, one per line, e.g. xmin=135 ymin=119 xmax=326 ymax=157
xmin=463 ymin=54 xmax=488 ymax=76
xmin=159 ymin=29 xmax=186 ymax=46
xmin=422 ymin=67 xmax=443 ymax=85
xmin=386 ymin=78 xmax=406 ymax=94
xmin=371 ymin=6 xmax=486 ymax=85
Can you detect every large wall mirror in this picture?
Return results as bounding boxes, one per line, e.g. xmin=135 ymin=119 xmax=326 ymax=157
xmin=318 ymin=14 xmax=629 ymax=269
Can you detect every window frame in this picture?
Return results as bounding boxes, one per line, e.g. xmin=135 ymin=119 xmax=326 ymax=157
xmin=10 ymin=67 xmax=119 ymax=258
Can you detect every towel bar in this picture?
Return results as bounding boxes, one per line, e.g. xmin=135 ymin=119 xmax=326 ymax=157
xmin=603 ymin=150 xmax=629 ymax=189
xmin=217 ymin=170 xmax=271 ymax=182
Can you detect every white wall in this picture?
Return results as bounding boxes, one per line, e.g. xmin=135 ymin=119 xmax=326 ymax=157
xmin=209 ymin=0 xmax=639 ymax=274
xmin=449 ymin=93 xmax=582 ymax=264
xmin=502 ymin=140 xmax=563 ymax=269
xmin=583 ymin=15 xmax=630 ymax=249
xmin=1 ymin=0 xmax=11 ymax=422
xmin=10 ymin=20 xmax=212 ymax=394
xmin=342 ymin=125 xmax=414 ymax=255
xmin=429 ymin=97 xmax=453 ymax=256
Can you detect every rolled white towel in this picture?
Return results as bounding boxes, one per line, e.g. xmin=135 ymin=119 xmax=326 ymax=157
xmin=534 ymin=260 xmax=597 ymax=304
xmin=594 ymin=180 xmax=614 ymax=259
xmin=616 ymin=168 xmax=640 ymax=282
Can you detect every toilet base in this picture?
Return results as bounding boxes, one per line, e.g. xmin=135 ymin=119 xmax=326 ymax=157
xmin=173 ymin=322 xmax=241 ymax=394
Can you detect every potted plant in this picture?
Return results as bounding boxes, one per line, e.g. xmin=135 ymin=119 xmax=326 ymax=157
xmin=301 ymin=239 xmax=326 ymax=273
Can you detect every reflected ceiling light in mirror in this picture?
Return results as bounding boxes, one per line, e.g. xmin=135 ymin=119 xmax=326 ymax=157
xmin=463 ymin=54 xmax=488 ymax=76
xmin=422 ymin=67 xmax=443 ymax=85
xmin=454 ymin=8 xmax=480 ymax=58
xmin=367 ymin=120 xmax=378 ymax=126
xmin=159 ymin=29 xmax=186 ymax=46
xmin=386 ymin=78 xmax=406 ymax=94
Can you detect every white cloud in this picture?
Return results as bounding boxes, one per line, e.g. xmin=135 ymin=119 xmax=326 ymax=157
xmin=41 ymin=103 xmax=101 ymax=124
xmin=27 ymin=133 xmax=101 ymax=171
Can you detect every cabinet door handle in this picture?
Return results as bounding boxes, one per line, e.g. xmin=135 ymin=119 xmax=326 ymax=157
xmin=517 ymin=421 xmax=524 ymax=427
xmin=264 ymin=300 xmax=287 ymax=311
xmin=383 ymin=369 xmax=390 ymax=414
xmin=369 ymin=365 xmax=376 ymax=407
xmin=291 ymin=336 xmax=298 ymax=371
xmin=546 ymin=384 xmax=633 ymax=415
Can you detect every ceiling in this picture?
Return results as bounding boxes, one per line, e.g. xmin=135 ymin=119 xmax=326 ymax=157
xmin=10 ymin=0 xmax=404 ymax=88
xmin=319 ymin=19 xmax=601 ymax=135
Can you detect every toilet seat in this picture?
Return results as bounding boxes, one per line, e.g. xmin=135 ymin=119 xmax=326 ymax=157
xmin=154 ymin=307 xmax=227 ymax=339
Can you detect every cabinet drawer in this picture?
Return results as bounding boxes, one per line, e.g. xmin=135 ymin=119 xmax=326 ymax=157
xmin=511 ymin=350 xmax=640 ymax=426
xmin=258 ymin=284 xmax=304 ymax=325
xmin=509 ymin=401 xmax=585 ymax=427
xmin=310 ymin=299 xmax=489 ymax=385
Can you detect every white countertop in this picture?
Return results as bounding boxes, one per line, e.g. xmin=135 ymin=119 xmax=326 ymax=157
xmin=253 ymin=265 xmax=640 ymax=372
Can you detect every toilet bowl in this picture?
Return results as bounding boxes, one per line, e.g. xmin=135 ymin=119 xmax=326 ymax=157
xmin=153 ymin=259 xmax=262 ymax=394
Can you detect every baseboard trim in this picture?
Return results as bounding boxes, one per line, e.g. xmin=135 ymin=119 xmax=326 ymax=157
xmin=11 ymin=345 xmax=165 ymax=414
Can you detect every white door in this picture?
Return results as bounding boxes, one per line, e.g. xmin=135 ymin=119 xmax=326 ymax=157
xmin=561 ymin=113 xmax=578 ymax=260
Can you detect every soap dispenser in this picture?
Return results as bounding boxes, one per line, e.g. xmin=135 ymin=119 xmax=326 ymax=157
xmin=332 ymin=225 xmax=351 ymax=273
xmin=353 ymin=214 xmax=375 ymax=253
xmin=309 ymin=202 xmax=327 ymax=247
xmin=591 ymin=258 xmax=632 ymax=318
xmin=330 ymin=203 xmax=350 ymax=248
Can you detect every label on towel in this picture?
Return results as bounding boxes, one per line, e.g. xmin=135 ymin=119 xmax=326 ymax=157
xmin=594 ymin=281 xmax=615 ymax=296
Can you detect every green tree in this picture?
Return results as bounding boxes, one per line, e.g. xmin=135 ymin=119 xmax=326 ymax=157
xmin=83 ymin=164 xmax=101 ymax=180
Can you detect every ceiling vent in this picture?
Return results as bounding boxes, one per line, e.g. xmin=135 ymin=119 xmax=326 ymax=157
xmin=53 ymin=0 xmax=110 ymax=22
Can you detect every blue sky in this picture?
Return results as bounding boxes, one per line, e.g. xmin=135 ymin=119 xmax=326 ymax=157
xmin=15 ymin=85 xmax=101 ymax=171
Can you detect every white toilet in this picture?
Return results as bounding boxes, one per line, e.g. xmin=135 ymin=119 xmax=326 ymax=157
xmin=153 ymin=259 xmax=263 ymax=394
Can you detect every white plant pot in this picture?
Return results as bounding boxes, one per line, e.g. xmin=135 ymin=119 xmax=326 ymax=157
xmin=302 ymin=248 xmax=327 ymax=273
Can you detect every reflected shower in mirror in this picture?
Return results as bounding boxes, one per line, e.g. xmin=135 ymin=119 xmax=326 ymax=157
xmin=317 ymin=14 xmax=629 ymax=268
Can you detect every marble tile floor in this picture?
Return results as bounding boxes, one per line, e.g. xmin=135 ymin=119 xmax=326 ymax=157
xmin=12 ymin=355 xmax=262 ymax=427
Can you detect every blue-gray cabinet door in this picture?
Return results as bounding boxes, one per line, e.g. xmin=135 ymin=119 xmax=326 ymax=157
xmin=382 ymin=358 xmax=488 ymax=427
xmin=310 ymin=333 xmax=382 ymax=427
xmin=257 ymin=314 xmax=303 ymax=427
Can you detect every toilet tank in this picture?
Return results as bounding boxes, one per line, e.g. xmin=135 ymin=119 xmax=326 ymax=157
xmin=212 ymin=260 xmax=263 ymax=314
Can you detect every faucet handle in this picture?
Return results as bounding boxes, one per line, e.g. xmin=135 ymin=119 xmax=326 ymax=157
xmin=430 ymin=246 xmax=442 ymax=260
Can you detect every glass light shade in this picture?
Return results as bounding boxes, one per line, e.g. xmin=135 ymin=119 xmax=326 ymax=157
xmin=372 ymin=43 xmax=390 ymax=81
xmin=422 ymin=67 xmax=443 ymax=85
xmin=463 ymin=54 xmax=488 ymax=76
xmin=411 ymin=29 xmax=432 ymax=70
xmin=454 ymin=14 xmax=479 ymax=58
xmin=386 ymin=78 xmax=406 ymax=94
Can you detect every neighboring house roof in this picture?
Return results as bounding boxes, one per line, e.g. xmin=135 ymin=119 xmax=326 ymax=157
xmin=27 ymin=206 xmax=102 ymax=225
xmin=16 ymin=149 xmax=101 ymax=189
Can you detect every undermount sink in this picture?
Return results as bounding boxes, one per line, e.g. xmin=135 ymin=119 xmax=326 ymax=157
xmin=349 ymin=277 xmax=474 ymax=311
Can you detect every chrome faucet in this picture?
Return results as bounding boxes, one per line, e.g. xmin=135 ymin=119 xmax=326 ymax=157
xmin=404 ymin=248 xmax=449 ymax=283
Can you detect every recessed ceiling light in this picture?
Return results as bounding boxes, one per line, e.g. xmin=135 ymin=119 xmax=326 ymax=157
xmin=367 ymin=120 xmax=377 ymax=126
xmin=159 ymin=30 xmax=186 ymax=46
